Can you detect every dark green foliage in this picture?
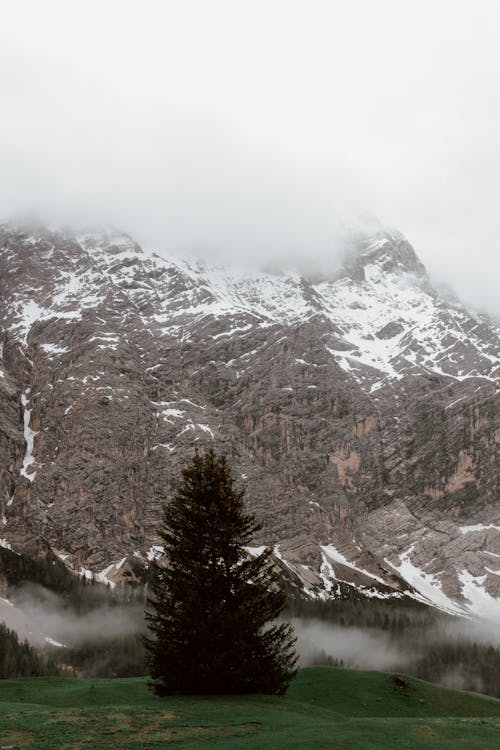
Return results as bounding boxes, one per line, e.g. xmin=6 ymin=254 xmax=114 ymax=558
xmin=410 ymin=634 xmax=500 ymax=698
xmin=0 ymin=547 xmax=109 ymax=614
xmin=144 ymin=450 xmax=297 ymax=695
xmin=0 ymin=547 xmax=146 ymax=614
xmin=286 ymin=594 xmax=500 ymax=699
xmin=0 ymin=622 xmax=59 ymax=678
xmin=0 ymin=547 xmax=147 ymax=678
xmin=0 ymin=547 xmax=78 ymax=594
xmin=285 ymin=591 xmax=442 ymax=631
xmin=54 ymin=633 xmax=146 ymax=678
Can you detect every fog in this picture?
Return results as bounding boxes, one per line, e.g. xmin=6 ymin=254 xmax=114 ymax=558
xmin=294 ymin=620 xmax=410 ymax=671
xmin=4 ymin=584 xmax=500 ymax=694
xmin=294 ymin=615 xmax=500 ymax=669
xmin=292 ymin=613 xmax=500 ymax=696
xmin=3 ymin=584 xmax=143 ymax=648
xmin=1 ymin=1 xmax=500 ymax=314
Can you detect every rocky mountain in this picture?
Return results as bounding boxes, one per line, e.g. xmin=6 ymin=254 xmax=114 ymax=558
xmin=0 ymin=222 xmax=499 ymax=618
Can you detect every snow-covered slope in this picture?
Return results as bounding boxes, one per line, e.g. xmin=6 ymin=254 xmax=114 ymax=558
xmin=3 ymin=225 xmax=497 ymax=390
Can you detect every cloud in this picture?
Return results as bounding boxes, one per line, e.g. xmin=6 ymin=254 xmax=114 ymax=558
xmin=1 ymin=1 xmax=500 ymax=314
xmin=6 ymin=583 xmax=143 ymax=647
xmin=0 ymin=54 xmax=365 ymax=264
xmin=293 ymin=619 xmax=410 ymax=671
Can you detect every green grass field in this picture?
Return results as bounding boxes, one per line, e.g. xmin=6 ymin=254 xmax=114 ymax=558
xmin=1 ymin=667 xmax=500 ymax=749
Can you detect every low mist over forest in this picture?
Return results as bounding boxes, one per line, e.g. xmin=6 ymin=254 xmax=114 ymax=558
xmin=2 ymin=545 xmax=500 ymax=697
xmin=44 ymin=586 xmax=500 ymax=697
xmin=289 ymin=598 xmax=500 ymax=697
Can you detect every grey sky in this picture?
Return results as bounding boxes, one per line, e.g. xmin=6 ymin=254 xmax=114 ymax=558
xmin=1 ymin=1 xmax=500 ymax=314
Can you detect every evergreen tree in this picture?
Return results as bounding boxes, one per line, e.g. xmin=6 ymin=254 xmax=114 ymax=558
xmin=144 ymin=450 xmax=297 ymax=695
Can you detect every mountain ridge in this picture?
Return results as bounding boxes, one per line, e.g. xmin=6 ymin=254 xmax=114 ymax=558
xmin=0 ymin=222 xmax=499 ymax=619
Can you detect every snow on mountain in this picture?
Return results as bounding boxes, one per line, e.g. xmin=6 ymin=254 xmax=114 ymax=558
xmin=0 ymin=222 xmax=499 ymax=618
xmin=2 ymin=224 xmax=497 ymax=390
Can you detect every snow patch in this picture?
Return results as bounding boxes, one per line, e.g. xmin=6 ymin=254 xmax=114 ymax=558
xmin=458 ymin=569 xmax=500 ymax=621
xmin=151 ymin=443 xmax=176 ymax=452
xmin=197 ymin=424 xmax=214 ymax=438
xmin=321 ymin=544 xmax=386 ymax=585
xmin=459 ymin=524 xmax=500 ymax=534
xmin=319 ymin=553 xmax=336 ymax=593
xmin=161 ymin=408 xmax=185 ymax=422
xmin=45 ymin=636 xmax=66 ymax=648
xmin=20 ymin=391 xmax=38 ymax=481
xmin=245 ymin=546 xmax=267 ymax=557
xmin=385 ymin=546 xmax=465 ymax=615
xmin=212 ymin=324 xmax=253 ymax=340
xmin=147 ymin=545 xmax=164 ymax=561
xmin=40 ymin=343 xmax=70 ymax=356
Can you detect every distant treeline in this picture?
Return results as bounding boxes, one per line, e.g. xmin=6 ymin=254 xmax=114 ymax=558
xmin=4 ymin=546 xmax=500 ymax=698
xmin=286 ymin=592 xmax=500 ymax=699
xmin=414 ymin=639 xmax=500 ymax=696
xmin=0 ymin=546 xmax=146 ymax=678
xmin=43 ymin=585 xmax=500 ymax=697
xmin=0 ymin=546 xmax=145 ymax=613
xmin=55 ymin=634 xmax=146 ymax=678
xmin=0 ymin=622 xmax=59 ymax=679
xmin=285 ymin=589 xmax=442 ymax=632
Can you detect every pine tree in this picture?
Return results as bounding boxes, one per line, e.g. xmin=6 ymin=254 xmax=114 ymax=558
xmin=144 ymin=450 xmax=297 ymax=695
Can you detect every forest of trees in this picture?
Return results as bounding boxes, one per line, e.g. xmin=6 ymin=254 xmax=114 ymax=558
xmin=0 ymin=545 xmax=145 ymax=678
xmin=286 ymin=594 xmax=500 ymax=698
xmin=0 ymin=623 xmax=59 ymax=678
xmin=0 ymin=546 xmax=145 ymax=613
xmin=56 ymin=634 xmax=146 ymax=678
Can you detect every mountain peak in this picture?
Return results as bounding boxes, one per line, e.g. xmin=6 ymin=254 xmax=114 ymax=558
xmin=340 ymin=230 xmax=428 ymax=282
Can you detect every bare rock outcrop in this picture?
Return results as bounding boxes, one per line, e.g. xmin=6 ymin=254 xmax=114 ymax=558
xmin=0 ymin=223 xmax=498 ymax=617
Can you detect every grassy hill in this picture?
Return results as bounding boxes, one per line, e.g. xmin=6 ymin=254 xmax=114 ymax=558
xmin=1 ymin=667 xmax=500 ymax=749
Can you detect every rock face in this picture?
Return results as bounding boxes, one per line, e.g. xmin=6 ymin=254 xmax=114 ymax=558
xmin=0 ymin=223 xmax=499 ymax=616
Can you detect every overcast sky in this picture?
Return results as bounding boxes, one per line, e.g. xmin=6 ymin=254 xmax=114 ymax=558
xmin=1 ymin=1 xmax=500 ymax=314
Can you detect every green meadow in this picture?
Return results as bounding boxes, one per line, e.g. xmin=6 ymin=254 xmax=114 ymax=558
xmin=1 ymin=666 xmax=500 ymax=749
